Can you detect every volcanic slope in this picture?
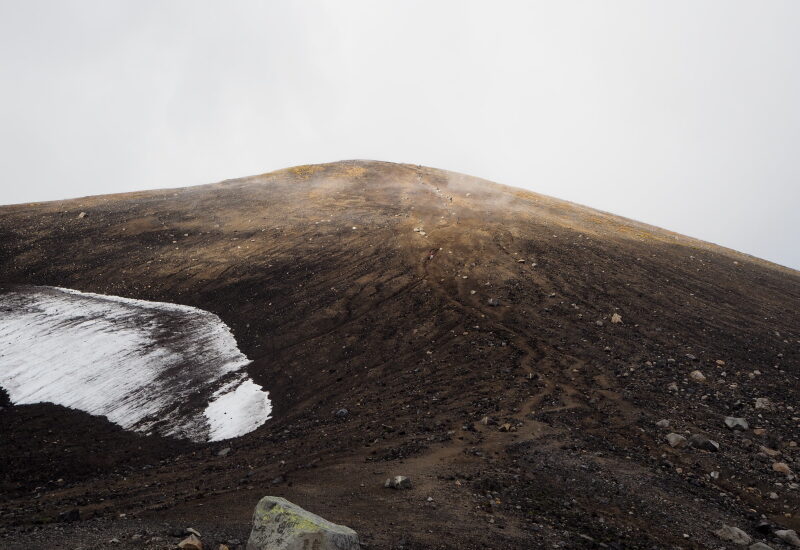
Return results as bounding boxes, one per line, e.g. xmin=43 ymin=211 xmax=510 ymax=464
xmin=1 ymin=160 xmax=799 ymax=550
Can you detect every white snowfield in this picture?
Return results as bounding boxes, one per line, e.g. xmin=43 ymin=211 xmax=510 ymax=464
xmin=0 ymin=286 xmax=271 ymax=442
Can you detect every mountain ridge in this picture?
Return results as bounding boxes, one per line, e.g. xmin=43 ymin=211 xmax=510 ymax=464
xmin=0 ymin=160 xmax=798 ymax=549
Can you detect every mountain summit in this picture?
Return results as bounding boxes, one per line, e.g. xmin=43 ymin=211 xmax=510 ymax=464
xmin=1 ymin=161 xmax=798 ymax=549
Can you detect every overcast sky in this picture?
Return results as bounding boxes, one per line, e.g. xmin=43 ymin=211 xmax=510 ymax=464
xmin=1 ymin=1 xmax=798 ymax=269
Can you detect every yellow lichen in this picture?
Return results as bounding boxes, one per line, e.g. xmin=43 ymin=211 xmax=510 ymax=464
xmin=290 ymin=165 xmax=325 ymax=179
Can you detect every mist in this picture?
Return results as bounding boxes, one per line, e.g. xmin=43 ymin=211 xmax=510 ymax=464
xmin=0 ymin=1 xmax=798 ymax=269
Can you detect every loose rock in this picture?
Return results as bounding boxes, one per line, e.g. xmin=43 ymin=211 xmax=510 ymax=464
xmin=178 ymin=534 xmax=204 ymax=550
xmin=689 ymin=370 xmax=706 ymax=382
xmin=775 ymin=530 xmax=800 ymax=547
xmin=666 ymin=433 xmax=687 ymax=448
xmin=246 ymin=496 xmax=359 ymax=550
xmin=724 ymin=417 xmax=749 ymax=430
xmin=688 ymin=434 xmax=720 ymax=452
xmin=384 ymin=475 xmax=412 ymax=489
xmin=714 ymin=525 xmax=752 ymax=545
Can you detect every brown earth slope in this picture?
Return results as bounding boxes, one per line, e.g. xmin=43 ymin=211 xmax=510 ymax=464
xmin=0 ymin=160 xmax=799 ymax=549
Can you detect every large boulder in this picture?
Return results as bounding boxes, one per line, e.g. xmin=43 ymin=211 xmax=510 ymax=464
xmin=246 ymin=496 xmax=359 ymax=550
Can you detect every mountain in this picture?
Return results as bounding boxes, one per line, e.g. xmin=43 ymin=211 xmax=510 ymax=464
xmin=0 ymin=160 xmax=798 ymax=549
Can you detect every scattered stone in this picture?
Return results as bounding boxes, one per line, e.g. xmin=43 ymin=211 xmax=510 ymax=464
xmin=755 ymin=398 xmax=771 ymax=410
xmin=499 ymin=423 xmax=513 ymax=432
xmin=714 ymin=525 xmax=752 ymax=545
xmin=77 ymin=211 xmax=87 ymax=219
xmin=487 ymin=298 xmax=500 ymax=307
xmin=595 ymin=320 xmax=604 ymax=326
xmin=178 ymin=534 xmax=204 ymax=550
xmin=186 ymin=528 xmax=201 ymax=537
xmin=689 ymin=370 xmax=706 ymax=382
xmin=772 ymin=462 xmax=793 ymax=476
xmin=217 ymin=447 xmax=231 ymax=457
xmin=335 ymin=408 xmax=349 ymax=418
xmin=760 ymin=446 xmax=780 ymax=457
xmin=775 ymin=530 xmax=800 ymax=547
xmin=667 ymin=382 xmax=679 ymax=392
xmin=688 ymin=434 xmax=720 ymax=452
xmin=753 ymin=428 xmax=767 ymax=436
xmin=246 ymin=495 xmax=359 ymax=550
xmin=749 ymin=543 xmax=775 ymax=550
xmin=724 ymin=417 xmax=749 ymax=430
xmin=611 ymin=313 xmax=622 ymax=324
xmin=768 ymin=492 xmax=778 ymax=500
xmin=219 ymin=545 xmax=230 ymax=550
xmin=655 ymin=419 xmax=670 ymax=429
xmin=666 ymin=433 xmax=687 ymax=448
xmin=384 ymin=476 xmax=412 ymax=489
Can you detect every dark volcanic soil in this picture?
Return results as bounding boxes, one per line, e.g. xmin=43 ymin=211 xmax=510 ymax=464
xmin=0 ymin=160 xmax=798 ymax=550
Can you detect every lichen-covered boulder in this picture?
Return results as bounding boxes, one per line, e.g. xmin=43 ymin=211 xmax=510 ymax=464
xmin=246 ymin=496 xmax=360 ymax=550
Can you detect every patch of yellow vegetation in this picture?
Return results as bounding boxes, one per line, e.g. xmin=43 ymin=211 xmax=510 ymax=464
xmin=290 ymin=164 xmax=325 ymax=179
xmin=337 ymin=164 xmax=367 ymax=179
xmin=257 ymin=503 xmax=322 ymax=532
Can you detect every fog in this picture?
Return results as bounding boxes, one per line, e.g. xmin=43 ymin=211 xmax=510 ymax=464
xmin=1 ymin=1 xmax=798 ymax=268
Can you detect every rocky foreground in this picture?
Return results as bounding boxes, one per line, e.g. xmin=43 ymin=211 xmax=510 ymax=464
xmin=0 ymin=160 xmax=798 ymax=549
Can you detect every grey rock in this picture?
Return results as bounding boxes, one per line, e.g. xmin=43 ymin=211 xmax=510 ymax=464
xmin=775 ymin=529 xmax=800 ymax=547
xmin=666 ymin=433 xmax=687 ymax=448
xmin=77 ymin=211 xmax=88 ymax=219
xmin=688 ymin=434 xmax=720 ymax=452
xmin=755 ymin=397 xmax=771 ymax=410
xmin=725 ymin=417 xmax=749 ymax=430
xmin=749 ymin=543 xmax=775 ymax=550
xmin=384 ymin=475 xmax=413 ymax=489
xmin=217 ymin=447 xmax=231 ymax=457
xmin=246 ymin=496 xmax=359 ymax=550
xmin=655 ymin=419 xmax=670 ymax=429
xmin=487 ymin=298 xmax=500 ymax=307
xmin=689 ymin=370 xmax=706 ymax=382
xmin=714 ymin=525 xmax=752 ymax=545
xmin=335 ymin=408 xmax=349 ymax=418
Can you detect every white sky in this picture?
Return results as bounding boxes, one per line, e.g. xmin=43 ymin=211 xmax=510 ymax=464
xmin=1 ymin=1 xmax=798 ymax=269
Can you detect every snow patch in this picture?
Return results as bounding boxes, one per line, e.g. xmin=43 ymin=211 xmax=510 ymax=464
xmin=0 ymin=285 xmax=271 ymax=442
